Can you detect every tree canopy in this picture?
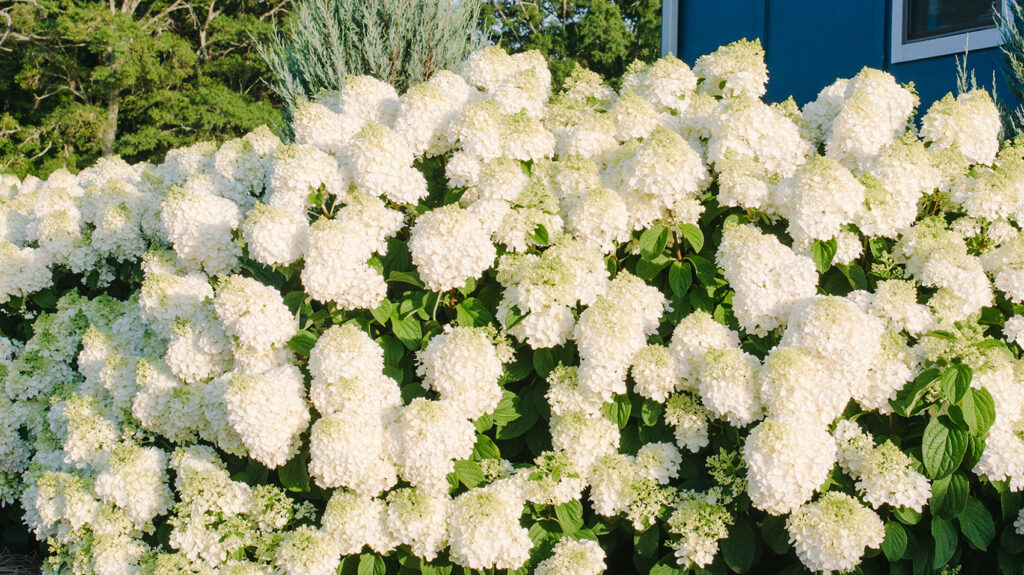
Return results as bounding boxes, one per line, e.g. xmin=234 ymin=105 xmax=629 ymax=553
xmin=0 ymin=0 xmax=286 ymax=178
xmin=483 ymin=0 xmax=661 ymax=89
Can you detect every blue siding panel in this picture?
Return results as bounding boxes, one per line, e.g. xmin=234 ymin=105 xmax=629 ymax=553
xmin=678 ymin=0 xmax=764 ymax=64
xmin=675 ymin=0 xmax=1017 ymax=109
xmin=764 ymin=0 xmax=886 ymax=104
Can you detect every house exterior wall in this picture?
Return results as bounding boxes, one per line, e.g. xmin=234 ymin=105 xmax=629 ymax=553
xmin=663 ymin=0 xmax=1012 ymax=107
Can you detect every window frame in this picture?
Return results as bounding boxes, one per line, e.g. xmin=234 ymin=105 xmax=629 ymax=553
xmin=891 ymin=0 xmax=1008 ymax=63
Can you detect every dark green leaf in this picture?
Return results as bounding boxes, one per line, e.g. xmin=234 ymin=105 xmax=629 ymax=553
xmin=287 ymin=330 xmax=318 ymax=357
xmin=940 ymin=364 xmax=972 ymax=403
xmin=472 ymin=434 xmax=500 ymax=460
xmin=640 ymin=225 xmax=670 ymax=260
xmin=893 ymin=506 xmax=923 ymax=525
xmin=891 ymin=368 xmax=940 ymax=416
xmin=931 ymin=472 xmax=969 ymax=520
xmin=679 ymin=223 xmax=704 ymax=253
xmin=370 ymin=300 xmax=392 ymax=325
xmin=721 ymin=518 xmax=756 ymax=573
xmin=554 ymin=500 xmax=584 ymax=535
xmin=635 ymin=253 xmax=672 ymax=281
xmin=686 ymin=255 xmax=717 ymax=286
xmin=669 ymin=261 xmax=693 ymax=297
xmin=387 ymin=271 xmax=424 ymax=288
xmin=811 ymin=239 xmax=838 ymax=273
xmin=883 ymin=521 xmax=908 ymax=561
xmin=504 ymin=305 xmax=528 ymax=330
xmin=533 ymin=348 xmax=557 ymax=378
xmin=932 ymin=516 xmax=958 ymax=568
xmin=640 ymin=400 xmax=663 ymax=426
xmin=958 ymin=497 xmax=995 ymax=550
xmin=634 ymin=524 xmax=660 ymax=558
xmin=278 ymin=448 xmax=310 ymax=493
xmin=922 ymin=415 xmax=968 ymax=479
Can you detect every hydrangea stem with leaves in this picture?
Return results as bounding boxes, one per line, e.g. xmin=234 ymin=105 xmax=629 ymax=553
xmin=2 ymin=39 xmax=1024 ymax=575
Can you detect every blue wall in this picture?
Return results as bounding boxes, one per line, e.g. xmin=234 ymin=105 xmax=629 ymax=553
xmin=673 ymin=0 xmax=1012 ymax=108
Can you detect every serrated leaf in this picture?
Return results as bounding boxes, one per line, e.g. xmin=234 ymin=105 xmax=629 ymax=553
xmin=932 ymin=516 xmax=958 ymax=568
xmin=923 ymin=415 xmax=968 ymax=479
xmin=640 ymin=225 xmax=670 ymax=260
xmin=387 ymin=270 xmax=424 ymax=288
xmin=287 ymin=330 xmax=318 ymax=357
xmin=472 ymin=434 xmax=500 ymax=460
xmin=678 ymin=223 xmax=704 ymax=253
xmin=721 ymin=518 xmax=756 ymax=573
xmin=669 ymin=261 xmax=693 ymax=297
xmin=504 ymin=305 xmax=528 ymax=330
xmin=357 ymin=553 xmax=385 ymax=575
xmin=640 ymin=400 xmax=663 ymax=426
xmin=455 ymin=297 xmax=493 ymax=327
xmin=931 ymin=472 xmax=969 ymax=520
xmin=603 ymin=394 xmax=631 ymax=428
xmin=391 ymin=312 xmax=422 ymax=350
xmin=686 ymin=254 xmax=717 ymax=286
xmin=891 ymin=367 xmax=939 ymax=416
xmin=941 ymin=364 xmax=972 ymax=403
xmin=278 ymin=448 xmax=310 ymax=493
xmin=883 ymin=521 xmax=908 ymax=561
xmin=554 ymin=500 xmax=584 ymax=535
xmin=453 ymin=459 xmax=483 ymax=488
xmin=811 ymin=238 xmax=838 ymax=273
xmin=958 ymin=497 xmax=995 ymax=550
xmin=530 ymin=224 xmax=549 ymax=246
xmin=960 ymin=387 xmax=996 ymax=438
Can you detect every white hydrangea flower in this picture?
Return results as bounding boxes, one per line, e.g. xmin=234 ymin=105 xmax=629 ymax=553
xmin=417 ymin=326 xmax=506 ymax=420
xmin=694 ymin=39 xmax=768 ymax=98
xmin=698 ymin=346 xmax=763 ymax=427
xmin=309 ymin=413 xmax=397 ymax=496
xmin=214 ymin=275 xmax=296 ymax=351
xmin=630 ymin=344 xmax=681 ymax=403
xmin=550 ymin=411 xmax=620 ymax=475
xmin=772 ymin=155 xmax=865 ymax=244
xmin=320 ymin=489 xmax=395 ymax=555
xmin=535 ymin=538 xmax=606 ymax=575
xmin=664 ymin=392 xmax=711 ymax=453
xmin=826 ymin=68 xmax=917 ymax=168
xmin=223 ymin=365 xmax=310 ymax=468
xmin=448 ymin=480 xmax=532 ymax=570
xmin=667 ymin=490 xmax=733 ymax=568
xmin=242 ymin=203 xmax=308 ymax=267
xmin=385 ymin=487 xmax=451 ymax=561
xmin=921 ymin=90 xmax=1000 ymax=165
xmin=744 ymin=418 xmax=836 ymax=515
xmin=787 ymin=492 xmax=885 ymax=573
xmin=160 ymin=182 xmax=241 ymax=276
xmin=390 ymin=398 xmax=477 ymax=492
xmin=410 ymin=204 xmax=496 ymax=293
xmin=267 ymin=144 xmax=347 ymax=213
xmin=94 ymin=443 xmax=174 ymax=528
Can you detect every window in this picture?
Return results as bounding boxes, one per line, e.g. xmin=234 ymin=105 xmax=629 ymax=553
xmin=891 ymin=0 xmax=1007 ymax=63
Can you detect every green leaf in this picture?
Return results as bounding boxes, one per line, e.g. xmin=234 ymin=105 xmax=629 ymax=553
xmin=931 ymin=472 xmax=969 ymax=520
xmin=357 ymin=553 xmax=385 ymax=575
xmin=455 ymin=297 xmax=493 ymax=327
xmin=278 ymin=448 xmax=310 ymax=493
xmin=669 ymin=261 xmax=693 ymax=297
xmin=958 ymin=497 xmax=995 ymax=550
xmin=472 ymin=434 xmax=500 ymax=460
xmin=941 ymin=364 xmax=972 ymax=403
xmin=721 ymin=518 xmax=756 ymax=573
xmin=640 ymin=400 xmax=663 ymax=426
xmin=603 ymin=394 xmax=632 ymax=428
xmin=533 ymin=348 xmax=557 ymax=378
xmin=30 ymin=289 xmax=56 ymax=310
xmin=882 ymin=521 xmax=908 ymax=561
xmin=635 ymin=253 xmax=672 ymax=281
xmin=811 ymin=238 xmax=838 ymax=273
xmin=679 ymin=223 xmax=704 ymax=253
xmin=640 ymin=224 xmax=670 ymax=260
xmin=530 ymin=224 xmax=550 ymax=246
xmin=453 ymin=459 xmax=484 ymax=488
xmin=891 ymin=368 xmax=939 ymax=416
xmin=893 ymin=506 xmax=922 ymax=525
xmin=388 ymin=270 xmax=424 ymax=288
xmin=759 ymin=515 xmax=791 ymax=554
xmin=923 ymin=415 xmax=969 ymax=479
xmin=370 ymin=300 xmax=392 ymax=325
xmin=287 ymin=330 xmax=318 ymax=357
xmin=634 ymin=524 xmax=660 ymax=558
xmin=932 ymin=516 xmax=958 ymax=568
xmin=554 ymin=500 xmax=584 ymax=535
xmin=391 ymin=312 xmax=422 ymax=350
xmin=686 ymin=255 xmax=717 ymax=286
xmin=960 ymin=387 xmax=996 ymax=438
xmin=504 ymin=305 xmax=528 ymax=330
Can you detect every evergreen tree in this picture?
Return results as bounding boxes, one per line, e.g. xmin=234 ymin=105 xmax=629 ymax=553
xmin=0 ymin=0 xmax=286 ymax=177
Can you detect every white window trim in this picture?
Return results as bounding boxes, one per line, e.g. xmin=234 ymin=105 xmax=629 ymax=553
xmin=662 ymin=0 xmax=679 ymax=57
xmin=891 ymin=0 xmax=1010 ymax=63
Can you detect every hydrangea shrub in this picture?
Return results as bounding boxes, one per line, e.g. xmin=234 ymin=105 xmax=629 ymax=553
xmin=1 ymin=39 xmax=1024 ymax=574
